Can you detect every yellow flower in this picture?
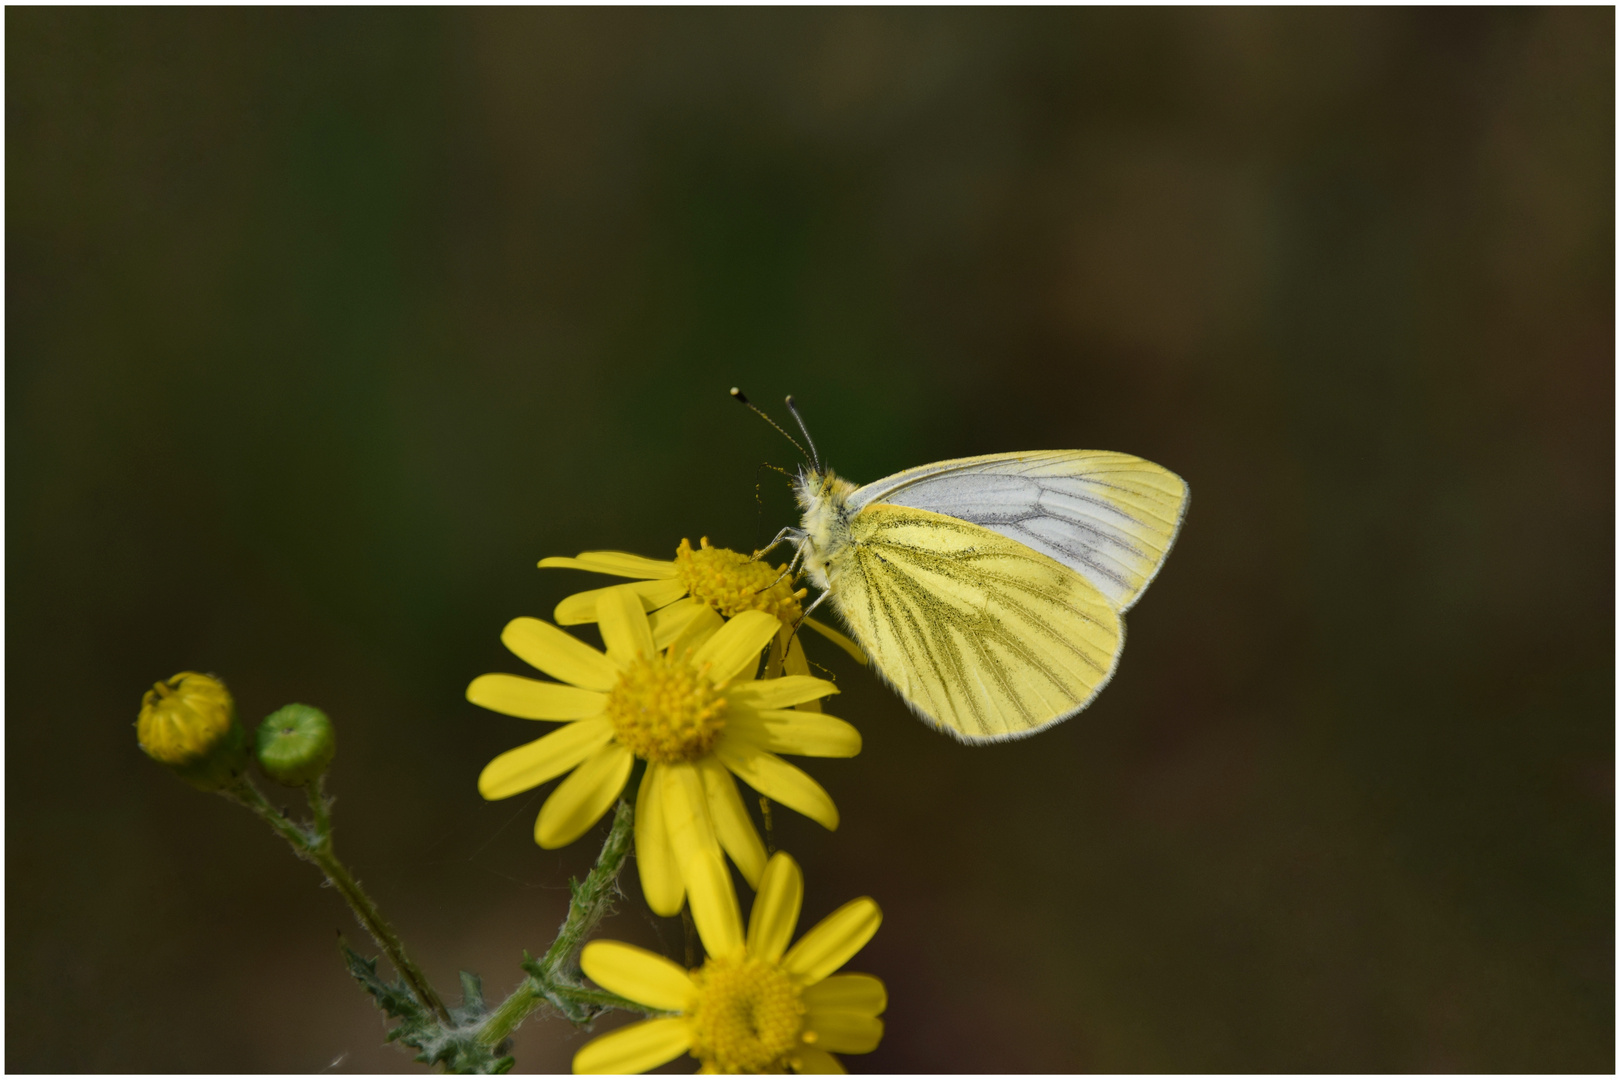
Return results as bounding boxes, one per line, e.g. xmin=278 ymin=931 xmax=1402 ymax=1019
xmin=574 ymin=850 xmax=885 ymax=1074
xmin=469 ymin=586 xmax=862 ymax=915
xmin=539 ymin=539 xmax=867 ymax=696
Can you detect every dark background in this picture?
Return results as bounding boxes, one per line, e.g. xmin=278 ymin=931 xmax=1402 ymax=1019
xmin=7 ymin=8 xmax=1613 ymax=1073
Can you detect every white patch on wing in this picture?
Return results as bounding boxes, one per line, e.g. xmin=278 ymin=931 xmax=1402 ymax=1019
xmin=849 ymin=451 xmax=1188 ymax=612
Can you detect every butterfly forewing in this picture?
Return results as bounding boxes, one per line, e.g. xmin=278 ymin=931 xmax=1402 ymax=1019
xmin=848 ymin=451 xmax=1188 ymax=612
xmin=829 ymin=504 xmax=1121 ymax=742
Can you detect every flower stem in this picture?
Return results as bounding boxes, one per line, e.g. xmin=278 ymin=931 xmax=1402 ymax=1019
xmin=475 ymin=797 xmax=655 ymax=1045
xmin=223 ymin=775 xmax=453 ymax=1026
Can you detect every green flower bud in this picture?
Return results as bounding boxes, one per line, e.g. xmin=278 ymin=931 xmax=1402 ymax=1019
xmin=256 ymin=703 xmax=336 ymax=786
xmin=136 ymin=672 xmax=249 ymax=790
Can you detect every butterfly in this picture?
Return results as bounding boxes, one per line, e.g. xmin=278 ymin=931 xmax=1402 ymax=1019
xmin=739 ymin=391 xmax=1189 ymax=743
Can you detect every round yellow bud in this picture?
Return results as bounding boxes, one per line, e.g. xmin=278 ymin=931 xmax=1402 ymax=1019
xmin=135 ymin=672 xmax=248 ymax=790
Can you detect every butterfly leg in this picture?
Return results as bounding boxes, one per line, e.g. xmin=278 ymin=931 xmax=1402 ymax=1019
xmin=786 ymin=588 xmax=832 ymax=638
xmin=773 ymin=586 xmax=837 ymax=672
xmin=766 ymin=541 xmax=810 ymax=590
xmin=752 ymin=527 xmax=804 ymax=562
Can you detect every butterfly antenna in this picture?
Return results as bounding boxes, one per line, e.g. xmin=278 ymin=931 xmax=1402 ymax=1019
xmin=783 ymin=395 xmax=822 ymax=472
xmin=730 ymin=387 xmax=812 ymax=465
xmin=750 ymin=461 xmax=795 ymax=550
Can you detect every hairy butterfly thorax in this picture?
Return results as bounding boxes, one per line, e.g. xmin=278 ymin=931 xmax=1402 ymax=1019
xmin=792 ymin=468 xmax=857 ymax=593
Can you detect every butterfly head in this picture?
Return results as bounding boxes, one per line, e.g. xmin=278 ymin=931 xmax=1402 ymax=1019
xmin=728 ymin=388 xmax=856 ymax=585
xmin=792 ymin=467 xmax=856 ymax=514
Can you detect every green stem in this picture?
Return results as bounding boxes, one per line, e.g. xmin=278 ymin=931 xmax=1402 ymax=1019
xmin=306 ymin=774 xmax=333 ymax=839
xmin=475 ymin=798 xmax=657 ymax=1045
xmin=224 ymin=775 xmax=453 ymax=1026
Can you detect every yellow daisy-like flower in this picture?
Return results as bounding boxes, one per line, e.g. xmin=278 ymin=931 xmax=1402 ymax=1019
xmin=539 ymin=539 xmax=867 ymax=694
xmin=469 ymin=586 xmax=862 ymax=915
xmin=574 ymin=850 xmax=885 ymax=1074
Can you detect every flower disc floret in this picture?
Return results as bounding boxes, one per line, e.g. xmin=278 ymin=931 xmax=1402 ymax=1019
xmin=605 ymin=651 xmax=727 ymax=764
xmin=675 ymin=537 xmax=806 ymax=623
xmin=687 ymin=954 xmax=805 ymax=1074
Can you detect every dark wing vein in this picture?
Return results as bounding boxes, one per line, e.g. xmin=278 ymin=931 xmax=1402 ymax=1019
xmin=836 ymin=508 xmax=1120 ymax=740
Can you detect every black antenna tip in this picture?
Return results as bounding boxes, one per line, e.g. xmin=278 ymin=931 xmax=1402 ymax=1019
xmin=730 ymin=387 xmax=751 ymax=404
xmin=784 ymin=394 xmax=796 ymax=408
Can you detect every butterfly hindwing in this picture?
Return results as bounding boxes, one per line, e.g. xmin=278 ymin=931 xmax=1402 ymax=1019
xmin=827 ymin=503 xmax=1122 ymax=742
xmin=848 ymin=451 xmax=1188 ymax=612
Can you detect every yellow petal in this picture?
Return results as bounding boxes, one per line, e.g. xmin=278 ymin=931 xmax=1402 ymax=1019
xmin=536 ymin=742 xmax=633 ymax=848
xmin=539 ymin=551 xmax=679 ymax=580
xmin=746 ymin=851 xmax=802 ymax=963
xmin=792 ymin=1047 xmax=846 ymax=1074
xmin=725 ymin=709 xmax=861 ymax=758
xmin=477 ymin=719 xmax=613 ymax=800
xmin=572 ymin=1016 xmax=691 ymax=1075
xmin=667 ymin=605 xmax=724 ymax=659
xmin=467 ymin=674 xmax=607 ymax=720
xmin=802 ymin=974 xmax=887 ymax=1016
xmin=580 ymin=940 xmax=695 ymax=1011
xmin=685 ymin=848 xmax=744 ymax=960
xmin=650 ymin=599 xmax=704 ymax=649
xmin=696 ymin=755 xmax=766 ymax=888
xmin=763 ymin=631 xmax=786 ymax=680
xmin=802 ymin=1012 xmax=882 ymax=1055
xmin=715 ymin=741 xmax=839 ymax=830
xmin=690 ymin=610 xmax=780 ymax=686
xmin=804 ymin=618 xmax=867 ymax=665
xmin=636 ymin=764 xmax=684 ymax=917
xmin=501 ymin=617 xmax=617 ymax=691
xmin=597 ymin=585 xmax=657 ymax=666
xmin=555 ymin=578 xmax=690 ymax=626
xmin=782 ymin=898 xmax=881 ymax=984
xmin=662 ymin=761 xmax=721 ymax=871
xmin=783 ymin=635 xmax=821 ymax=712
xmin=729 ymin=676 xmax=839 ymax=710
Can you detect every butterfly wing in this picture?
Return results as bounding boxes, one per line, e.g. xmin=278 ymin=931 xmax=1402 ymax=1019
xmin=848 ymin=451 xmax=1188 ymax=612
xmin=827 ymin=503 xmax=1121 ymax=742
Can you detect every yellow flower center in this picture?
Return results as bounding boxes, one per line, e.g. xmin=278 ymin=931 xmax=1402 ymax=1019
xmin=675 ymin=537 xmax=806 ymax=623
xmin=604 ymin=651 xmax=727 ymax=764
xmin=687 ymin=954 xmax=805 ymax=1074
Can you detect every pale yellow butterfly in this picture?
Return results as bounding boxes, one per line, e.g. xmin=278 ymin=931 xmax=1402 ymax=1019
xmin=737 ymin=391 xmax=1189 ymax=743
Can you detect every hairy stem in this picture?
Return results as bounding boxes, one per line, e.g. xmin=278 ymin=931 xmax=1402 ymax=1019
xmin=475 ymin=798 xmax=656 ymax=1045
xmin=224 ymin=775 xmax=452 ymax=1025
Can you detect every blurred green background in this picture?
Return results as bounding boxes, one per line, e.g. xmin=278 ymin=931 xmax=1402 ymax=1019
xmin=7 ymin=8 xmax=1612 ymax=1073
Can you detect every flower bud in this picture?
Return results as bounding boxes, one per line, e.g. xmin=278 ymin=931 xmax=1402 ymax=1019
xmin=136 ymin=672 xmax=249 ymax=790
xmin=255 ymin=703 xmax=336 ymax=786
